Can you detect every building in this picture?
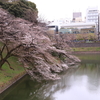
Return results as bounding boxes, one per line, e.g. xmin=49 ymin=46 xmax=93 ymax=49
xmin=59 ymin=22 xmax=96 ymax=34
xmin=98 ymin=13 xmax=100 ymax=39
xmin=72 ymin=12 xmax=82 ymax=22
xmin=86 ymin=7 xmax=99 ymax=23
xmin=86 ymin=7 xmax=99 ymax=35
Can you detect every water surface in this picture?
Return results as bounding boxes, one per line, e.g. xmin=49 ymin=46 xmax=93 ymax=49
xmin=1 ymin=54 xmax=100 ymax=100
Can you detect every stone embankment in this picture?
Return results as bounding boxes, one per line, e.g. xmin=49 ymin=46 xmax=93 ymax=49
xmin=0 ymin=72 xmax=27 ymax=94
xmin=70 ymin=43 xmax=100 ymax=47
xmin=72 ymin=51 xmax=100 ymax=54
xmin=69 ymin=43 xmax=100 ymax=54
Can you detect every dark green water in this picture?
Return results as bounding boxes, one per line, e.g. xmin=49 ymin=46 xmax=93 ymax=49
xmin=1 ymin=54 xmax=100 ymax=100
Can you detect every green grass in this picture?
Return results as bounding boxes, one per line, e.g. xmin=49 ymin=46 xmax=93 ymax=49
xmin=0 ymin=56 xmax=26 ymax=90
xmin=0 ymin=43 xmax=26 ymax=90
xmin=73 ymin=47 xmax=100 ymax=52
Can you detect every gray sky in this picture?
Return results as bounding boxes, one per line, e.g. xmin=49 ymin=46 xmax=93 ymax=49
xmin=29 ymin=0 xmax=100 ymax=21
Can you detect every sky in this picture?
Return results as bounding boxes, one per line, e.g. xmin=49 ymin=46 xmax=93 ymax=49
xmin=29 ymin=0 xmax=100 ymax=21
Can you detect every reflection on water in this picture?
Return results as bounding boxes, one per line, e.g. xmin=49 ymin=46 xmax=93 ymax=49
xmin=1 ymin=54 xmax=100 ymax=100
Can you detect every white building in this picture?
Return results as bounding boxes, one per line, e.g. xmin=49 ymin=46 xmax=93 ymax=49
xmin=86 ymin=7 xmax=99 ymax=23
xmin=47 ymin=18 xmax=70 ymax=30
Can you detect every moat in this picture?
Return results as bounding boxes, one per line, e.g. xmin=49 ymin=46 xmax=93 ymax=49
xmin=0 ymin=54 xmax=100 ymax=100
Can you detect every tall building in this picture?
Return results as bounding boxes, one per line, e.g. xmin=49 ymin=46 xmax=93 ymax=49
xmin=72 ymin=12 xmax=82 ymax=22
xmin=98 ymin=13 xmax=100 ymax=38
xmin=86 ymin=7 xmax=99 ymax=23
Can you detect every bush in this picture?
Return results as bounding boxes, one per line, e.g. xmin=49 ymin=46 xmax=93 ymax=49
xmin=0 ymin=0 xmax=38 ymax=22
xmin=20 ymin=0 xmax=37 ymax=10
xmin=75 ymin=33 xmax=97 ymax=42
xmin=7 ymin=3 xmax=24 ymax=17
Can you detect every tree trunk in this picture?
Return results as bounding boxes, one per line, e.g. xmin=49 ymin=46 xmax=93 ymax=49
xmin=0 ymin=52 xmax=12 ymax=70
xmin=0 ymin=59 xmax=6 ymax=69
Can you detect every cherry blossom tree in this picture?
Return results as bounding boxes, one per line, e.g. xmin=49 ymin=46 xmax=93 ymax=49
xmin=0 ymin=8 xmax=81 ymax=81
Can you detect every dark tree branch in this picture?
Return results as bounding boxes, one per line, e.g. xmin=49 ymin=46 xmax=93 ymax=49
xmin=5 ymin=44 xmax=9 ymax=54
xmin=8 ymin=44 xmax=22 ymax=55
xmin=0 ymin=44 xmax=6 ymax=59
xmin=6 ymin=60 xmax=14 ymax=70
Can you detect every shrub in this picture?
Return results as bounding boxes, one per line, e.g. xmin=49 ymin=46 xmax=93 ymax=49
xmin=0 ymin=0 xmax=38 ymax=22
xmin=20 ymin=0 xmax=37 ymax=10
xmin=75 ymin=33 xmax=97 ymax=42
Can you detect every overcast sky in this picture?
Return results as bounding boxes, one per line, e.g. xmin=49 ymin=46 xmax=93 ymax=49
xmin=29 ymin=0 xmax=100 ymax=21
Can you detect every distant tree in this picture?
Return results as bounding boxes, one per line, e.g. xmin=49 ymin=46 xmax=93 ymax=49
xmin=0 ymin=0 xmax=38 ymax=23
xmin=75 ymin=33 xmax=97 ymax=43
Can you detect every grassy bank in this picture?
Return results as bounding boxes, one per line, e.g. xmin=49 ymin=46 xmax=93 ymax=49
xmin=0 ymin=56 xmax=26 ymax=92
xmin=72 ymin=47 xmax=100 ymax=52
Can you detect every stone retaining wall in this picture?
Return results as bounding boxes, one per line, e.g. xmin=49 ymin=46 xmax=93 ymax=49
xmin=0 ymin=72 xmax=27 ymax=94
xmin=70 ymin=43 xmax=100 ymax=47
